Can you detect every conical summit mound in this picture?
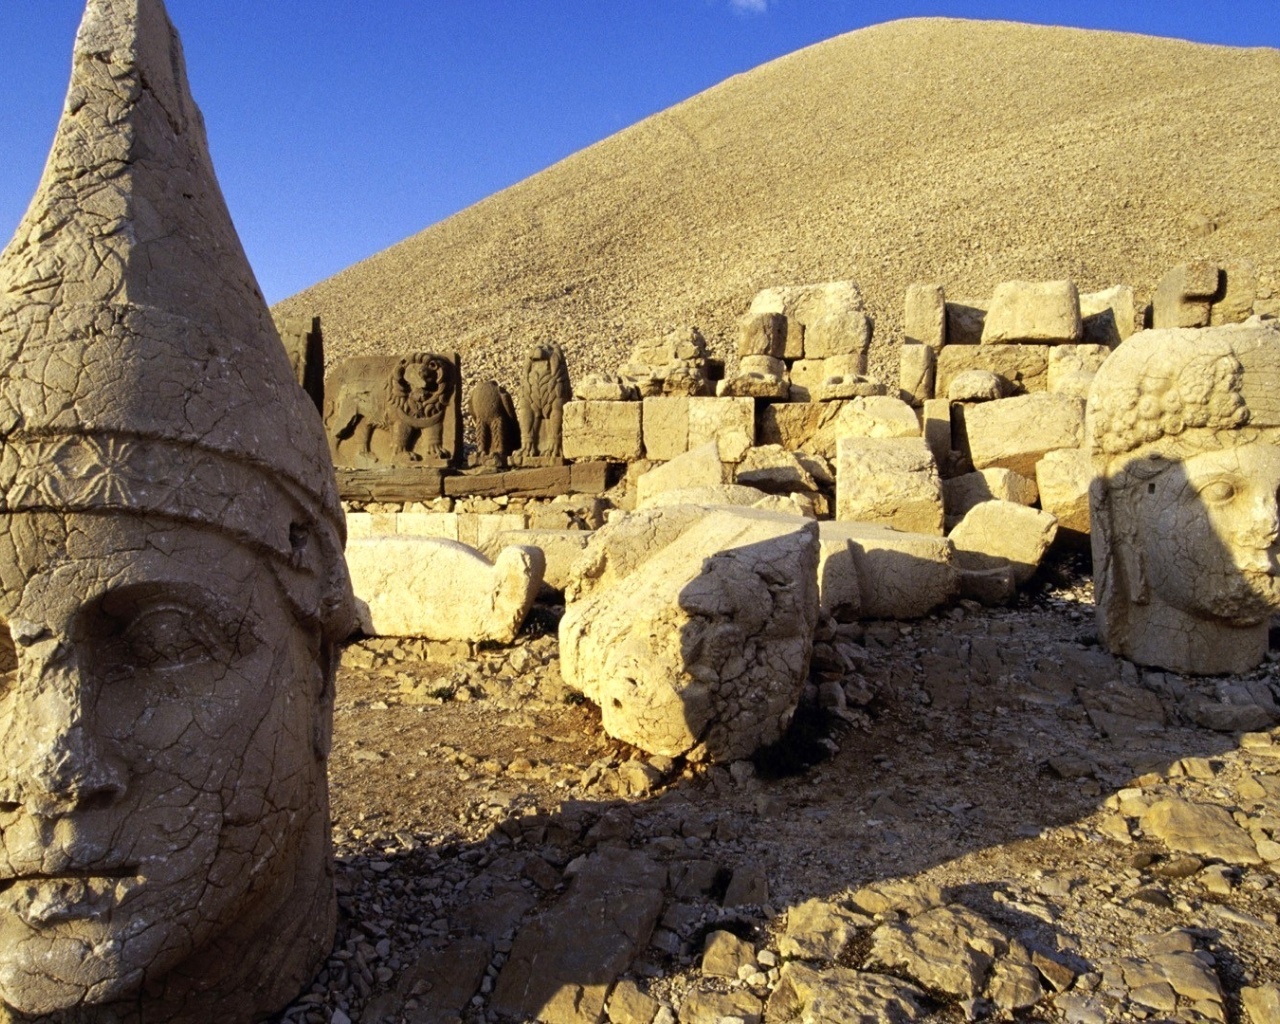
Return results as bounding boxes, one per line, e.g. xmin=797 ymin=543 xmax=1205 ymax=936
xmin=278 ymin=18 xmax=1280 ymax=392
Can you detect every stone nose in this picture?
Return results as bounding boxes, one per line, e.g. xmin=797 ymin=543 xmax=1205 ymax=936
xmin=0 ymin=637 xmax=127 ymax=815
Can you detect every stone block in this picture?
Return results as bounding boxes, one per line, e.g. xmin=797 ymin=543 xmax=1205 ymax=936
xmin=688 ymin=396 xmax=755 ymax=462
xmin=1035 ymin=448 xmax=1094 ymax=540
xmin=788 ymin=359 xmax=827 ymax=402
xmin=719 ymin=374 xmax=789 ymax=400
xmin=948 ymin=500 xmax=1059 ymax=585
xmin=823 ymin=353 xmax=867 ymax=378
xmin=818 ymin=521 xmax=958 ymax=620
xmin=947 ymin=369 xmax=1006 ymax=402
xmin=836 ymin=437 xmax=944 ymax=535
xmin=636 ymin=442 xmax=728 ymax=506
xmin=487 ymin=529 xmax=593 ymax=593
xmin=964 ymin=394 xmax=1085 ymax=477
xmin=736 ymin=445 xmax=831 ymax=494
xmin=982 ymin=280 xmax=1083 ymax=344
xmin=899 ymin=344 xmax=936 ymax=406
xmin=395 ymin=511 xmax=462 ymax=540
xmin=739 ymin=354 xmax=786 ymax=377
xmin=642 ymin=396 xmax=690 ymax=462
xmin=945 ymin=300 xmax=988 ymax=346
xmin=749 ymin=279 xmax=867 ymax=332
xmin=1080 ymin=285 xmax=1138 ymax=346
xmin=1048 ymin=344 xmax=1111 ymax=395
xmin=936 ymin=344 xmax=1049 ymax=397
xmin=347 ymin=537 xmax=543 ymax=643
xmin=1210 ymin=259 xmax=1258 ymax=326
xmin=739 ymin=312 xmax=787 ymax=358
xmin=922 ymin=399 xmax=954 ymax=472
xmin=906 ymin=282 xmax=947 ymax=350
xmin=759 ymin=398 xmax=920 ymax=458
xmin=943 ymin=469 xmax=1038 ymax=518
xmin=804 ymin=311 xmax=872 ymax=360
xmin=563 ymin=400 xmax=643 ymax=462
xmin=560 ymin=507 xmax=819 ymax=761
xmin=1153 ymin=261 xmax=1220 ymax=329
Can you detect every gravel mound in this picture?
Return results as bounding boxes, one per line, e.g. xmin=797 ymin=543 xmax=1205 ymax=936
xmin=274 ymin=18 xmax=1280 ymax=396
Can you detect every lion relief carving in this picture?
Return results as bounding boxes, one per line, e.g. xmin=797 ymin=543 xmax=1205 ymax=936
xmin=518 ymin=342 xmax=572 ymax=460
xmin=326 ymin=353 xmax=457 ymax=467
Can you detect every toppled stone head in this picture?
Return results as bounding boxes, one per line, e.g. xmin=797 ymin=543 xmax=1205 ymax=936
xmin=0 ymin=0 xmax=354 ymax=1020
xmin=1087 ymin=320 xmax=1280 ymax=674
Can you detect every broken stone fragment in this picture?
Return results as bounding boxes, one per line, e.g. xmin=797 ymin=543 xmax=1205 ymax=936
xmin=758 ymin=397 xmax=920 ymax=458
xmin=1035 ymin=447 xmax=1093 ymax=539
xmin=948 ymin=500 xmax=1058 ymax=585
xmin=766 ymin=963 xmax=928 ymax=1024
xmin=948 ymin=368 xmax=1007 ymax=403
xmin=635 ymin=441 xmax=729 ymax=506
xmin=818 ymin=521 xmax=959 ymax=620
xmin=836 ymin=437 xmax=944 ymax=535
xmin=943 ymin=468 xmax=1039 ymax=518
xmin=779 ymin=898 xmax=869 ymax=961
xmin=964 ymin=393 xmax=1085 ymax=477
xmin=905 ymin=282 xmax=947 ymax=351
xmin=981 ymin=280 xmax=1083 ymax=344
xmin=867 ymin=905 xmax=1010 ymax=999
xmin=1139 ymin=798 xmax=1263 ymax=866
xmin=1152 ymin=260 xmax=1221 ymax=329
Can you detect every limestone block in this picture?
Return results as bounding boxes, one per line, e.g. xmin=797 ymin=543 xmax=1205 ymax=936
xmin=739 ymin=354 xmax=786 ymax=377
xmin=782 ymin=318 xmax=806 ymax=360
xmin=1081 ymin=284 xmax=1138 ymax=346
xmin=688 ymin=396 xmax=755 ymax=462
xmin=1153 ymin=261 xmax=1220 ymax=329
xmin=813 ymin=377 xmax=888 ymax=402
xmin=899 ymin=344 xmax=936 ymax=406
xmin=981 ymin=280 xmax=1083 ymax=344
xmin=636 ymin=442 xmax=728 ymax=506
xmin=642 ymin=485 xmax=816 ymax=519
xmin=959 ymin=564 xmax=1017 ymax=606
xmin=805 ymin=311 xmax=872 ymax=360
xmin=943 ymin=469 xmax=1038 ymax=517
xmin=568 ymin=506 xmax=709 ymax=600
xmin=642 ymin=396 xmax=690 ymax=461
xmin=947 ymin=369 xmax=1006 ymax=403
xmin=348 ymin=537 xmax=543 ymax=642
xmin=396 ymin=511 xmax=463 ymax=540
xmin=906 ymin=282 xmax=947 ymax=350
xmin=948 ymin=501 xmax=1059 ymax=585
xmin=818 ymin=522 xmax=959 ymax=619
xmin=922 ymin=399 xmax=954 ymax=472
xmin=560 ymin=508 xmax=819 ymax=761
xmin=563 ymin=400 xmax=643 ymax=462
xmin=836 ymin=437 xmax=944 ymax=535
xmin=760 ymin=398 xmax=920 ymax=458
xmin=460 ymin=512 xmax=528 ymax=552
xmin=936 ymin=344 xmax=1049 ymax=397
xmin=736 ymin=445 xmax=831 ymax=494
xmin=749 ymin=279 xmax=867 ymax=331
xmin=1210 ymin=259 xmax=1258 ymax=326
xmin=487 ymin=529 xmax=593 ymax=593
xmin=739 ymin=312 xmax=787 ymax=358
xmin=1036 ymin=447 xmax=1093 ymax=538
xmin=945 ymin=300 xmax=989 ymax=346
xmin=964 ymin=394 xmax=1085 ymax=477
xmin=718 ymin=374 xmax=790 ymax=400
xmin=788 ymin=359 xmax=827 ymax=402
xmin=823 ymin=353 xmax=867 ymax=379
xmin=1242 ymin=984 xmax=1280 ymax=1024
xmin=574 ymin=374 xmax=636 ymax=402
xmin=1048 ymin=344 xmax=1110 ymax=394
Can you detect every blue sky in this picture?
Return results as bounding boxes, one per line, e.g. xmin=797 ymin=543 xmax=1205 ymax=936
xmin=1 ymin=1 xmax=1276 ymax=305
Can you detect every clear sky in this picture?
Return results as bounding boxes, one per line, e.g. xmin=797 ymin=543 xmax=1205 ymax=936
xmin=1 ymin=1 xmax=1276 ymax=305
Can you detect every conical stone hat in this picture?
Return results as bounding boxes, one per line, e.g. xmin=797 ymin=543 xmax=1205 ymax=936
xmin=0 ymin=0 xmax=351 ymax=632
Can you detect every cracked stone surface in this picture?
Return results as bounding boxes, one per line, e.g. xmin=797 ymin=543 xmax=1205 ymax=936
xmin=1087 ymin=321 xmax=1280 ymax=675
xmin=0 ymin=0 xmax=353 ymax=1019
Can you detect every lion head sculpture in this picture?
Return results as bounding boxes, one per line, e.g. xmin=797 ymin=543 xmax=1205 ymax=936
xmin=387 ymin=354 xmax=453 ymax=428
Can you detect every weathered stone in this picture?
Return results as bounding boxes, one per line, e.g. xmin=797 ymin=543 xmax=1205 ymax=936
xmin=987 ymin=944 xmax=1046 ymax=1013
xmin=836 ymin=437 xmax=944 ymax=535
xmin=1102 ymin=951 xmax=1225 ymax=1022
xmin=1087 ymin=321 xmax=1280 ymax=674
xmin=1049 ymin=344 xmax=1111 ymax=394
xmin=787 ymin=359 xmax=828 ymax=402
xmin=899 ymin=344 xmax=936 ymax=406
xmin=766 ymin=963 xmax=928 ymax=1024
xmin=702 ymin=931 xmax=755 ymax=978
xmin=850 ymin=880 xmax=945 ymax=919
xmin=469 ymin=380 xmax=520 ymax=465
xmin=677 ymin=983 xmax=762 ymax=1024
xmin=738 ymin=312 xmax=788 ymax=358
xmin=868 ymin=905 xmax=1009 ymax=999
xmin=394 ymin=939 xmax=493 ymax=1023
xmin=718 ymin=373 xmax=790 ymax=400
xmin=608 ymin=979 xmax=662 ymax=1024
xmin=327 ymin=352 xmax=463 ymax=468
xmin=982 ymin=280 xmax=1083 ymax=344
xmin=936 ymin=344 xmax=1049 ymax=397
xmin=642 ymin=395 xmax=691 ymax=461
xmin=1140 ymin=799 xmax=1263 ymax=866
xmin=949 ymin=501 xmax=1058 ymax=585
xmin=563 ymin=401 xmax=644 ymax=462
xmin=947 ymin=369 xmax=1006 ymax=403
xmin=1153 ymin=261 xmax=1220 ymax=330
xmin=636 ymin=442 xmax=729 ymax=507
xmin=739 ymin=355 xmax=786 ymax=377
xmin=818 ymin=522 xmax=958 ymax=619
xmin=735 ymin=445 xmax=828 ymax=494
xmin=779 ymin=899 xmax=868 ymax=961
xmin=1243 ymin=983 xmax=1280 ymax=1024
xmin=487 ymin=529 xmax=593 ymax=593
xmin=964 ymin=393 xmax=1085 ymax=476
xmin=749 ymin=280 xmax=868 ymax=339
xmin=805 ymin=310 xmax=872 ymax=361
xmin=274 ymin=313 xmax=326 ymax=412
xmin=759 ymin=398 xmax=920 ymax=457
xmin=905 ymin=282 xmax=947 ymax=351
xmin=1210 ymin=259 xmax=1259 ymax=326
xmin=0 ymin=0 xmax=356 ymax=1019
xmin=1036 ymin=447 xmax=1093 ymax=539
xmin=348 ymin=538 xmax=543 ymax=643
xmin=515 ymin=342 xmax=572 ymax=462
xmin=921 ymin=399 xmax=954 ymax=472
xmin=945 ymin=300 xmax=989 ymax=346
xmin=560 ymin=508 xmax=818 ymax=761
xmin=812 ymin=376 xmax=888 ymax=402
xmin=688 ymin=397 xmax=755 ymax=463
xmin=575 ymin=374 xmax=637 ymax=402
xmin=1081 ymin=284 xmax=1138 ymax=346
xmin=958 ymin=563 xmax=1017 ymax=605
xmin=640 ymin=484 xmax=814 ymax=518
xmin=943 ymin=469 xmax=1038 ymax=518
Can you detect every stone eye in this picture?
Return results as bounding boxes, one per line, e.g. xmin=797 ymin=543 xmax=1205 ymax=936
xmin=118 ymin=606 xmax=229 ymax=671
xmin=1198 ymin=479 xmax=1237 ymax=504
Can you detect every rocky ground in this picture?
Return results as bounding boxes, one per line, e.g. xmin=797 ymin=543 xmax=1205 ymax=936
xmin=273 ymin=551 xmax=1280 ymax=1024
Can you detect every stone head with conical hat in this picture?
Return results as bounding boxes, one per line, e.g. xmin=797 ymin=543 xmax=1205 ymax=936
xmin=1087 ymin=318 xmax=1280 ymax=676
xmin=0 ymin=0 xmax=354 ymax=1020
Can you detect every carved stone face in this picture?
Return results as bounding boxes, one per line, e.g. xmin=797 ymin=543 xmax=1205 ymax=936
xmin=1136 ymin=443 xmax=1280 ymax=624
xmin=0 ymin=513 xmax=327 ymax=1016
